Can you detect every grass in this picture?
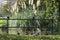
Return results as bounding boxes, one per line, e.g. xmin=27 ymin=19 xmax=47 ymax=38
xmin=0 ymin=34 xmax=60 ymax=40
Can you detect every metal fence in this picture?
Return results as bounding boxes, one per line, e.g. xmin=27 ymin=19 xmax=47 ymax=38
xmin=0 ymin=16 xmax=55 ymax=35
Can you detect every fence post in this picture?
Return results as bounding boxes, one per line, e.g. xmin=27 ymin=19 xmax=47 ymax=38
xmin=7 ymin=16 xmax=9 ymax=34
xmin=52 ymin=19 xmax=54 ymax=34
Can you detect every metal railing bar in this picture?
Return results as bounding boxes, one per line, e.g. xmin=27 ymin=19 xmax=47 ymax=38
xmin=0 ymin=19 xmax=53 ymax=20
xmin=0 ymin=26 xmax=53 ymax=28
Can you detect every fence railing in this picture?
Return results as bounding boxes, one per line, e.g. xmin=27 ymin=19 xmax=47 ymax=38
xmin=0 ymin=17 xmax=54 ymax=34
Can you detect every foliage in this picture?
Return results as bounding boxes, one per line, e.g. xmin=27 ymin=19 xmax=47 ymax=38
xmin=0 ymin=34 xmax=60 ymax=40
xmin=0 ymin=20 xmax=7 ymax=27
xmin=0 ymin=0 xmax=60 ymax=34
xmin=1 ymin=2 xmax=12 ymax=16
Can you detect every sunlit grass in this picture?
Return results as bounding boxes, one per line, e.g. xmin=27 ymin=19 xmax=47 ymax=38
xmin=0 ymin=20 xmax=7 ymax=27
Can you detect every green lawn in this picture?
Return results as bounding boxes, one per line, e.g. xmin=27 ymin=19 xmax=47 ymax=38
xmin=0 ymin=34 xmax=60 ymax=40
